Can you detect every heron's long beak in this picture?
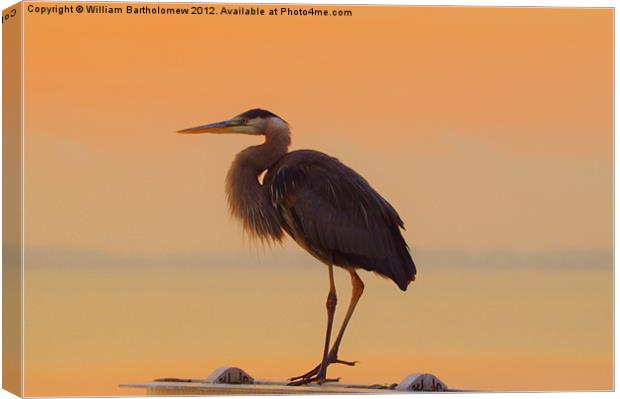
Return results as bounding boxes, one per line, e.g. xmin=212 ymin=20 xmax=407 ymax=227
xmin=176 ymin=119 xmax=243 ymax=134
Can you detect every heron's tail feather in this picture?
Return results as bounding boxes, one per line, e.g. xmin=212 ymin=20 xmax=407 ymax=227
xmin=391 ymin=249 xmax=416 ymax=291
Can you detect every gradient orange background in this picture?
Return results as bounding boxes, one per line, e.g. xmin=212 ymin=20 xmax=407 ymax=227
xmin=21 ymin=3 xmax=612 ymax=396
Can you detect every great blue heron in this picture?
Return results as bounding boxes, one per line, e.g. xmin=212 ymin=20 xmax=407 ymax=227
xmin=177 ymin=109 xmax=416 ymax=385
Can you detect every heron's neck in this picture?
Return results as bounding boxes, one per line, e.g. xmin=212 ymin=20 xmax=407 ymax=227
xmin=235 ymin=126 xmax=291 ymax=173
xmin=224 ymin=123 xmax=291 ymax=242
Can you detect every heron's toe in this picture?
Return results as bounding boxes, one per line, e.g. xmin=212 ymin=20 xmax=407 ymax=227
xmin=289 ymin=364 xmax=321 ymax=382
xmin=334 ymin=359 xmax=358 ymax=366
xmin=287 ymin=376 xmax=340 ymax=386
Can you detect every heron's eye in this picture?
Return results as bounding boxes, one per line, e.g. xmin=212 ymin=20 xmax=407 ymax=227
xmin=240 ymin=118 xmax=249 ymax=124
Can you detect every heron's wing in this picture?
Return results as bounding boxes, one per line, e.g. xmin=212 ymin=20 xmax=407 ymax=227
xmin=265 ymin=150 xmax=416 ymax=290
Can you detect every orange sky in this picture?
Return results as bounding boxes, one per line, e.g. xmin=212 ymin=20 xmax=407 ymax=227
xmin=18 ymin=3 xmax=612 ymax=395
xmin=23 ymin=4 xmax=612 ymax=254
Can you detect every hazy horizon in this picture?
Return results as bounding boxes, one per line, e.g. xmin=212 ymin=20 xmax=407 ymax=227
xmin=22 ymin=245 xmax=614 ymax=270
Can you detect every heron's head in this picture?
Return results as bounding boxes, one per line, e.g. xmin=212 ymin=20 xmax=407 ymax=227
xmin=177 ymin=109 xmax=287 ymax=135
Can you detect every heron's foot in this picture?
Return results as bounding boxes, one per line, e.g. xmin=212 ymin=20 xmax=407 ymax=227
xmin=289 ymin=358 xmax=358 ymax=382
xmin=287 ymin=376 xmax=340 ymax=386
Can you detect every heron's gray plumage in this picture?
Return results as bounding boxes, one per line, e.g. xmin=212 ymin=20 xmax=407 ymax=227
xmin=221 ymin=109 xmax=415 ymax=290
xmin=264 ymin=150 xmax=416 ymax=291
xmin=224 ymin=117 xmax=290 ymax=244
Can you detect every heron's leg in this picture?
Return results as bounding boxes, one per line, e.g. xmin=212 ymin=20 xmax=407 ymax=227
xmin=316 ymin=264 xmax=338 ymax=382
xmin=289 ymin=269 xmax=364 ymax=383
xmin=288 ymin=264 xmax=339 ymax=385
xmin=327 ymin=269 xmax=364 ymax=363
